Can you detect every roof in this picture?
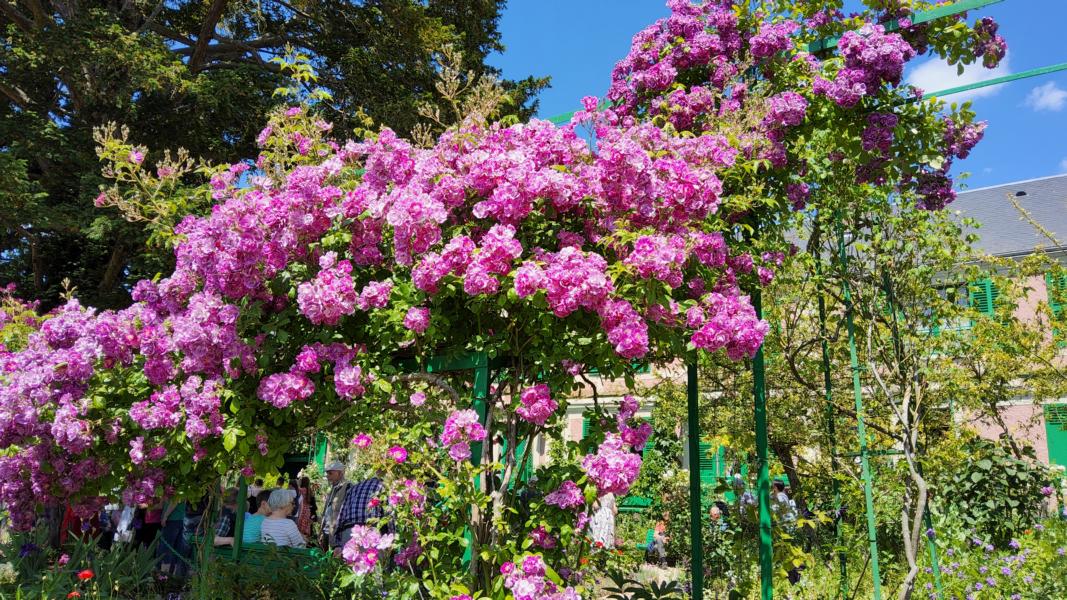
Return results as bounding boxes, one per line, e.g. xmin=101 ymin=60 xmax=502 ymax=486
xmin=952 ymin=174 xmax=1067 ymax=258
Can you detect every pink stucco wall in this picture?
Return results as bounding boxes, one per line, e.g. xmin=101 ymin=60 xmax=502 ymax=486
xmin=965 ymin=403 xmax=1049 ymax=463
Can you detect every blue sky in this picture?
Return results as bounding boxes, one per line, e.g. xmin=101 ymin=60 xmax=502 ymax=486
xmin=487 ymin=0 xmax=1067 ymax=190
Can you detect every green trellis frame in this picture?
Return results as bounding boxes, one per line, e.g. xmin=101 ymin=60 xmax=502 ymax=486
xmin=221 ymin=3 xmax=1065 ymax=596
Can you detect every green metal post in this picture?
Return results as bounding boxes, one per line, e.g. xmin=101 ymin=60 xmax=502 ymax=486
xmin=471 ymin=356 xmax=489 ymax=467
xmin=233 ymin=476 xmax=247 ymax=561
xmin=752 ymin=289 xmax=774 ymax=600
xmin=686 ymin=360 xmax=704 ymax=600
xmin=836 ymin=213 xmax=883 ymax=600
xmin=816 ymin=263 xmax=848 ymax=600
xmin=881 ymin=271 xmax=944 ymax=598
xmin=462 ymin=353 xmax=490 ymax=573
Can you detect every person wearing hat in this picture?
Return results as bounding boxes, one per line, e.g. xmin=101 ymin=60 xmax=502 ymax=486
xmin=319 ymin=461 xmax=354 ymax=550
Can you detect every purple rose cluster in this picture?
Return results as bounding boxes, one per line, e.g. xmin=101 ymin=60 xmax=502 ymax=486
xmin=501 ymin=555 xmax=581 ymax=600
xmin=605 ymin=0 xmax=1003 ymax=213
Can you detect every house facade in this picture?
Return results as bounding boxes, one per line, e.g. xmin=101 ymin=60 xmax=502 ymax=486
xmin=950 ymin=174 xmax=1067 ymax=469
xmin=549 ymin=174 xmax=1067 ymax=478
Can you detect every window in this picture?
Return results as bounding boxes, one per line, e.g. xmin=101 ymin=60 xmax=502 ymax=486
xmin=1045 ymin=273 xmax=1067 ymax=345
xmin=1046 ymin=272 xmax=1067 ymax=317
xmin=969 ymin=278 xmax=1000 ymax=317
xmin=1044 ymin=404 xmax=1067 ymax=468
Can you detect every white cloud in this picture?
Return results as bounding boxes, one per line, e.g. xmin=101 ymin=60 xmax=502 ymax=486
xmin=905 ymin=53 xmax=1011 ymax=103
xmin=1060 ymin=157 xmax=1067 ymax=173
xmin=1025 ymin=82 xmax=1067 ymax=111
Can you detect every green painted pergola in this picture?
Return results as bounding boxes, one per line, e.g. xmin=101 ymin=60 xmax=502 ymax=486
xmin=215 ymin=3 xmax=1067 ymax=598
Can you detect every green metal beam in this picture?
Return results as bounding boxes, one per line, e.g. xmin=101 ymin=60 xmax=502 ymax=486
xmin=807 ymin=0 xmax=1005 ymax=53
xmin=686 ymin=360 xmax=705 ymax=600
xmin=463 ymin=353 xmax=491 ymax=573
xmin=836 ymin=212 xmax=883 ymax=600
xmin=924 ymin=62 xmax=1067 ymax=99
xmin=816 ymin=262 xmax=848 ymax=600
xmin=752 ymin=289 xmax=774 ymax=600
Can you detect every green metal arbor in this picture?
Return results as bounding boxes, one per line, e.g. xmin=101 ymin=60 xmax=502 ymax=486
xmin=216 ymin=3 xmax=1065 ymax=598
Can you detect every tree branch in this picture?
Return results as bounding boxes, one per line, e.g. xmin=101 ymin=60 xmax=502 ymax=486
xmin=0 ymin=79 xmax=33 ymax=109
xmin=190 ymin=0 xmax=229 ymax=71
xmin=0 ymin=0 xmax=34 ymax=33
xmin=21 ymin=0 xmax=50 ymax=27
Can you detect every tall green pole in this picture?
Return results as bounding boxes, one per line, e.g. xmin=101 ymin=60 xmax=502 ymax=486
xmin=881 ymin=271 xmax=943 ymax=598
xmin=233 ymin=476 xmax=247 ymax=561
xmin=463 ymin=354 xmax=490 ymax=572
xmin=835 ymin=213 xmax=883 ymax=600
xmin=752 ymin=289 xmax=774 ymax=600
xmin=686 ymin=360 xmax=704 ymax=600
xmin=816 ymin=263 xmax=848 ymax=600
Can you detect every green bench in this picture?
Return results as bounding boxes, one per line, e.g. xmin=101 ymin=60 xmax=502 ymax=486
xmin=213 ymin=542 xmax=327 ymax=578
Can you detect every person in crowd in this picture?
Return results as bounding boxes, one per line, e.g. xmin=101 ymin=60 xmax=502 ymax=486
xmin=328 ymin=472 xmax=385 ymax=553
xmin=209 ymin=488 xmax=240 ymax=547
xmin=135 ymin=500 xmax=163 ymax=547
xmin=249 ymin=478 xmax=264 ymax=497
xmin=709 ymin=502 xmax=728 ymax=532
xmin=114 ymin=502 xmax=135 ymax=544
xmin=771 ymin=480 xmax=798 ymax=524
xmin=647 ymin=517 xmax=668 ymax=566
xmin=97 ymin=504 xmax=116 ymax=551
xmin=589 ymin=492 xmax=617 ymax=549
xmin=60 ymin=504 xmax=102 ymax=546
xmin=243 ymin=490 xmax=274 ymax=545
xmin=287 ymin=478 xmax=303 ymax=522
xmin=296 ymin=476 xmax=314 ymax=537
xmin=213 ymin=488 xmax=273 ymax=547
xmin=182 ymin=496 xmax=209 ymax=552
xmin=158 ymin=497 xmax=187 ymax=574
xmin=320 ymin=461 xmax=354 ymax=550
xmin=260 ymin=489 xmax=306 ymax=548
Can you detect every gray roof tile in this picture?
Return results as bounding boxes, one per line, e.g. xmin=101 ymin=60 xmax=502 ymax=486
xmin=953 ymin=174 xmax=1067 ymax=257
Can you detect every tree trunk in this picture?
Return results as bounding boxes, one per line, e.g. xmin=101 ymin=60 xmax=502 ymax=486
xmin=98 ymin=242 xmax=126 ymax=296
xmin=770 ymin=441 xmax=808 ymax=515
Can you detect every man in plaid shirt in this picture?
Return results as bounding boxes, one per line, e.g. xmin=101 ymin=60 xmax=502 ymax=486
xmin=320 ymin=461 xmax=384 ymax=550
xmin=333 ymin=476 xmax=383 ymax=546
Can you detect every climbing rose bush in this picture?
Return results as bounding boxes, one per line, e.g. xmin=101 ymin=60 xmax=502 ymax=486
xmin=0 ymin=0 xmax=1002 ymax=595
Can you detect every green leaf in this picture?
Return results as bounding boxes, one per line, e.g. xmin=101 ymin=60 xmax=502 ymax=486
xmin=223 ymin=429 xmax=238 ymax=452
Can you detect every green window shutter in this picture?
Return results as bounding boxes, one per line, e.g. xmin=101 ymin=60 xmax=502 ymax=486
xmin=582 ymin=417 xmax=590 ymax=439
xmin=1046 ymin=273 xmax=1067 ymax=316
xmin=698 ymin=442 xmax=720 ymax=485
xmin=1044 ymin=404 xmax=1067 ymax=467
xmin=969 ymin=278 xmax=999 ymax=317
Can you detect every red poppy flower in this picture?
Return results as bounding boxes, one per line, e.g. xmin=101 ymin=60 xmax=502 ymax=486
xmin=77 ymin=569 xmax=93 ymax=581
xmin=67 ymin=592 xmax=81 ymax=599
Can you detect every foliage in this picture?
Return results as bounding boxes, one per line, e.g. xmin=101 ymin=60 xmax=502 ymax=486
xmin=916 ymin=518 xmax=1067 ymax=600
xmin=0 ymin=528 xmax=162 ymax=599
xmin=0 ymin=0 xmax=546 ymax=310
xmin=602 ymin=570 xmax=684 ymax=600
xmin=0 ymin=0 xmax=1007 ymax=597
xmin=934 ymin=437 xmax=1054 ymax=546
xmin=191 ymin=545 xmax=349 ymax=600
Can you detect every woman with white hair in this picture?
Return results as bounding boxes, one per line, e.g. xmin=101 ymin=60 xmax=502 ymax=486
xmin=259 ymin=489 xmax=306 ymax=548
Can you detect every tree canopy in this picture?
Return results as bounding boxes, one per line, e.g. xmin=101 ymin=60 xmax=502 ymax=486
xmin=0 ymin=0 xmax=547 ymax=310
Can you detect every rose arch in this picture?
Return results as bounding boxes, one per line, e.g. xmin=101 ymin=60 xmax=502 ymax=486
xmin=0 ymin=0 xmax=1003 ymax=597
